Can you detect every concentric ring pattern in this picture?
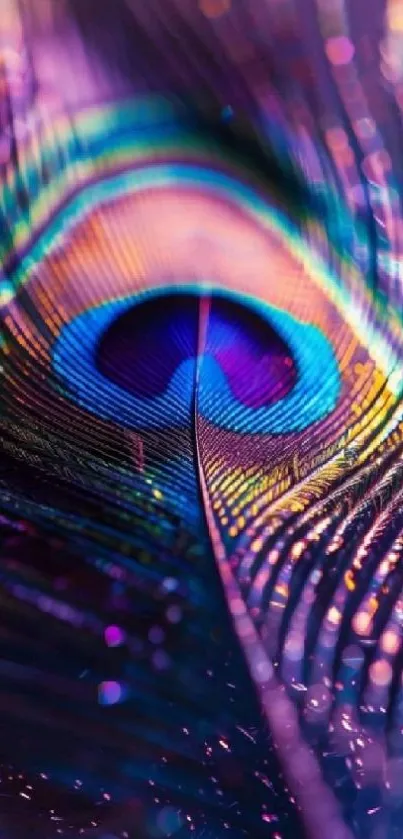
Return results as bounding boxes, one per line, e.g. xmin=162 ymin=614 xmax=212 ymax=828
xmin=1 ymin=2 xmax=403 ymax=839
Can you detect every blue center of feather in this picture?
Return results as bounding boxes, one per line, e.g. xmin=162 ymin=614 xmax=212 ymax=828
xmin=96 ymin=292 xmax=296 ymax=410
xmin=53 ymin=286 xmax=341 ymax=434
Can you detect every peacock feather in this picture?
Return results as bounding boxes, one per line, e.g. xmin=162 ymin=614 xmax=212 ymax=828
xmin=0 ymin=2 xmax=402 ymax=838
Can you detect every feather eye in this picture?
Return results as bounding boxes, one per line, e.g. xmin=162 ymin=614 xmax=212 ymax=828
xmin=1 ymin=5 xmax=403 ymax=839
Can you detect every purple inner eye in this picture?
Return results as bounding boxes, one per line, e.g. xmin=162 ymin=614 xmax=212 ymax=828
xmin=96 ymin=292 xmax=296 ymax=410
